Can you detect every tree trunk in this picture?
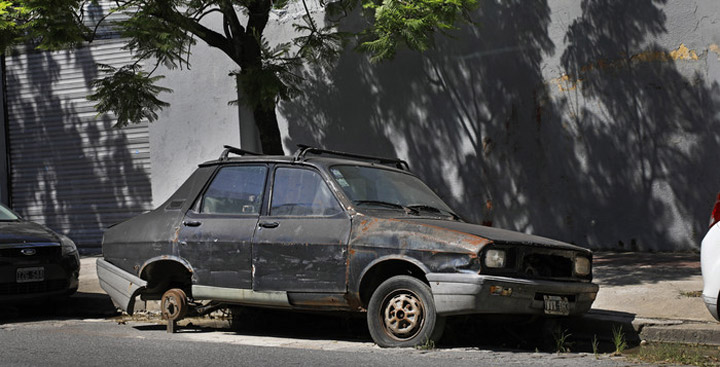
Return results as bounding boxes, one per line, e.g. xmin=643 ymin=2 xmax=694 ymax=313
xmin=253 ymin=102 xmax=284 ymax=155
xmin=238 ymin=0 xmax=284 ymax=155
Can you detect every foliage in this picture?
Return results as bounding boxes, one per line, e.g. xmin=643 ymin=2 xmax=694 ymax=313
xmin=414 ymin=337 xmax=436 ymax=350
xmin=591 ymin=334 xmax=599 ymax=358
xmin=552 ymin=326 xmax=572 ymax=353
xmin=611 ymin=325 xmax=627 ymax=355
xmin=627 ymin=343 xmax=720 ymax=367
xmin=359 ymin=0 xmax=479 ymax=62
xmin=0 ymin=0 xmax=481 ymax=153
xmin=88 ymin=64 xmax=172 ymax=127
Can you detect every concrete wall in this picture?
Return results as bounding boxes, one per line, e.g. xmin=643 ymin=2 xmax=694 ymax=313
xmin=0 ymin=57 xmax=8 ymax=206
xmin=264 ymin=0 xmax=720 ymax=251
xmin=148 ymin=15 xmax=244 ymax=207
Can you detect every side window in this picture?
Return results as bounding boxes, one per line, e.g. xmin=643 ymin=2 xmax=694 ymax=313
xmin=271 ymin=168 xmax=342 ymax=216
xmin=201 ymin=166 xmax=267 ymax=215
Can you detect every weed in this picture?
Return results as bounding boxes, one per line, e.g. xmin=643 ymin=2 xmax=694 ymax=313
xmin=592 ymin=334 xmax=599 ymax=358
xmin=611 ymin=325 xmax=627 ymax=355
xmin=552 ymin=326 xmax=572 ymax=353
xmin=679 ymin=290 xmax=703 ymax=298
xmin=415 ymin=338 xmax=435 ymax=350
xmin=626 ymin=342 xmax=720 ymax=367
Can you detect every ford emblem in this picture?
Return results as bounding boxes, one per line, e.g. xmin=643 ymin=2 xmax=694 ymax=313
xmin=20 ymin=248 xmax=36 ymax=256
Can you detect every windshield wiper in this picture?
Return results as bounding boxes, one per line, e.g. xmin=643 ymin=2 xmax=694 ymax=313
xmin=406 ymin=204 xmax=460 ymax=220
xmin=354 ymin=200 xmax=419 ymax=215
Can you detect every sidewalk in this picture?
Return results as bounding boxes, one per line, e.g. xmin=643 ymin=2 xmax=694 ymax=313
xmin=584 ymin=252 xmax=720 ymax=345
xmin=76 ymin=251 xmax=720 ymax=345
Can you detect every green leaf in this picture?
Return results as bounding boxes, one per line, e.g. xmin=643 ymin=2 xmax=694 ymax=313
xmin=119 ymin=5 xmax=195 ymax=70
xmin=88 ymin=64 xmax=173 ymax=127
xmin=358 ymin=0 xmax=479 ymax=62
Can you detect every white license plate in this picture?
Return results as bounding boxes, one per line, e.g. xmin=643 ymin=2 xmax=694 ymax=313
xmin=543 ymin=295 xmax=570 ymax=315
xmin=16 ymin=267 xmax=44 ymax=283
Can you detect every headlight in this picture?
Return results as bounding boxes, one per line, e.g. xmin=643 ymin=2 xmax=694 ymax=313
xmin=575 ymin=257 xmax=591 ymax=276
xmin=60 ymin=235 xmax=78 ymax=256
xmin=484 ymin=249 xmax=506 ymax=268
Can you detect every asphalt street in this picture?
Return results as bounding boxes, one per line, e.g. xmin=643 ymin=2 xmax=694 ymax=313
xmin=0 ymin=319 xmax=648 ymax=367
xmin=0 ymin=253 xmax=715 ymax=366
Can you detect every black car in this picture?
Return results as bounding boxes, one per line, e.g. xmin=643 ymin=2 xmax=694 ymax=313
xmin=0 ymin=203 xmax=80 ymax=302
xmin=98 ymin=145 xmax=598 ymax=347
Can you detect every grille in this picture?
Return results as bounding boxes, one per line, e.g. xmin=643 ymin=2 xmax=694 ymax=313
xmin=521 ymin=253 xmax=573 ymax=278
xmin=0 ymin=279 xmax=68 ymax=295
xmin=0 ymin=246 xmax=61 ymax=260
xmin=480 ymin=245 xmax=590 ymax=281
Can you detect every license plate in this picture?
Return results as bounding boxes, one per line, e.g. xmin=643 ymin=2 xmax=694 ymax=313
xmin=543 ymin=295 xmax=570 ymax=315
xmin=16 ymin=267 xmax=44 ymax=283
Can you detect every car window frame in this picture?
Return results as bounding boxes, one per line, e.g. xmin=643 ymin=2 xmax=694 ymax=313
xmin=264 ymin=164 xmax=346 ymax=218
xmin=188 ymin=163 xmax=270 ymax=218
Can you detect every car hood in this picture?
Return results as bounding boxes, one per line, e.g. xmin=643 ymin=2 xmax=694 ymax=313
xmin=0 ymin=220 xmax=60 ymax=247
xmin=399 ymin=218 xmax=589 ymax=253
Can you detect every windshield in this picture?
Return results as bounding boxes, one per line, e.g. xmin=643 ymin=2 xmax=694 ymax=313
xmin=329 ymin=165 xmax=456 ymax=216
xmin=0 ymin=204 xmax=19 ymax=221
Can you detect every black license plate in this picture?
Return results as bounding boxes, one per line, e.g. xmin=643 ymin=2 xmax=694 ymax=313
xmin=16 ymin=267 xmax=44 ymax=283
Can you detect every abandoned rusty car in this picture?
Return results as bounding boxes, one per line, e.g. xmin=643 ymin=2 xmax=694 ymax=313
xmin=97 ymin=145 xmax=599 ymax=347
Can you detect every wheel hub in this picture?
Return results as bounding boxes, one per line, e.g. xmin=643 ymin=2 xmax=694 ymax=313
xmin=163 ymin=295 xmax=181 ymax=319
xmin=383 ymin=292 xmax=424 ymax=339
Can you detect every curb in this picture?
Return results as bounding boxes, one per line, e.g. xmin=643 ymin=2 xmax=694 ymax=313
xmin=580 ymin=310 xmax=720 ymax=346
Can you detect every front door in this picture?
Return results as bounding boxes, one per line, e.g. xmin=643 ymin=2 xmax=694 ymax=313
xmin=252 ymin=166 xmax=351 ymax=293
xmin=178 ymin=165 xmax=267 ymax=289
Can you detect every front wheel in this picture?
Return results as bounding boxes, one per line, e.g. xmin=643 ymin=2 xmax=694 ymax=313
xmin=367 ymin=275 xmax=445 ymax=348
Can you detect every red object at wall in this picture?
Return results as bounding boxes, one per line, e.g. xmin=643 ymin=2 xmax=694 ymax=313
xmin=710 ymin=193 xmax=720 ymax=228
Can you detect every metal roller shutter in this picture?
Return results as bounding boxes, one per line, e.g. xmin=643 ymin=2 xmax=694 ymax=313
xmin=4 ymin=38 xmax=153 ymax=249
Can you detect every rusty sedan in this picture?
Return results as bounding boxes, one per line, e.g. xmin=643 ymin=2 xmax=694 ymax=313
xmin=97 ymin=145 xmax=598 ymax=347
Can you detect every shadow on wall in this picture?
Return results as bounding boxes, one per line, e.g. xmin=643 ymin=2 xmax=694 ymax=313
xmin=4 ymin=44 xmax=152 ymax=248
xmin=280 ymin=0 xmax=720 ymax=251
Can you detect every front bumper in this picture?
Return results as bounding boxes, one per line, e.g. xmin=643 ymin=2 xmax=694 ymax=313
xmin=0 ymin=253 xmax=80 ymax=302
xmin=704 ymin=295 xmax=719 ymax=321
xmin=426 ymin=272 xmax=599 ymax=316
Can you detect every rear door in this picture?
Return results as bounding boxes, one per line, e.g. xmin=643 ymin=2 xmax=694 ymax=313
xmin=178 ymin=165 xmax=267 ymax=289
xmin=252 ymin=165 xmax=351 ymax=292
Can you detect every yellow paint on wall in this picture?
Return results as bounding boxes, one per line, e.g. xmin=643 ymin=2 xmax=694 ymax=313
xmin=553 ymin=74 xmax=579 ymax=92
xmin=669 ymin=44 xmax=699 ymax=60
xmin=551 ymin=44 xmax=704 ymax=92
xmin=630 ymin=50 xmax=671 ymax=63
xmin=710 ymin=44 xmax=720 ymax=59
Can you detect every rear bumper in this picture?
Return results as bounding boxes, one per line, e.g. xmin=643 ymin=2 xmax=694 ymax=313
xmin=97 ymin=258 xmax=146 ymax=314
xmin=426 ymin=272 xmax=599 ymax=316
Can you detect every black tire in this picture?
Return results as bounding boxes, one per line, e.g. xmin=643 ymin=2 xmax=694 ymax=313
xmin=367 ymin=275 xmax=445 ymax=348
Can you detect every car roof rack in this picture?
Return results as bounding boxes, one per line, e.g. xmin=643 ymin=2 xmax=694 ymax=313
xmin=219 ymin=145 xmax=262 ymax=160
xmin=293 ymin=144 xmax=410 ymax=170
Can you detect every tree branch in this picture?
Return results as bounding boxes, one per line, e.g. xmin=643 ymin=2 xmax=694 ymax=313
xmin=219 ymin=0 xmax=245 ymax=39
xmin=152 ymin=9 xmax=239 ymax=64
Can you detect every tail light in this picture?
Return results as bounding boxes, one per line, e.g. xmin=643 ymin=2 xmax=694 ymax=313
xmin=711 ymin=193 xmax=720 ymax=228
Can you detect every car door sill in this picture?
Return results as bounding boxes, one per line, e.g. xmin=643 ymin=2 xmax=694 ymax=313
xmin=192 ymin=285 xmax=290 ymax=308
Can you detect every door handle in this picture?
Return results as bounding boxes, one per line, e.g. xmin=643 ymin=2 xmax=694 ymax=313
xmin=183 ymin=220 xmax=202 ymax=227
xmin=259 ymin=221 xmax=279 ymax=229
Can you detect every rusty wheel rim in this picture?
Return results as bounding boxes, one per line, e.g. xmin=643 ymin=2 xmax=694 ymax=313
xmin=382 ymin=290 xmax=425 ymax=340
xmin=163 ymin=295 xmax=180 ymax=319
xmin=161 ymin=289 xmax=186 ymax=320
